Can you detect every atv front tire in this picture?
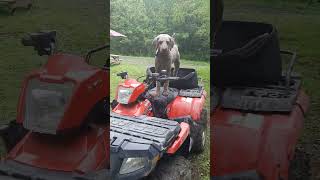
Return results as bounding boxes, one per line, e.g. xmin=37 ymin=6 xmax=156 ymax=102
xmin=147 ymin=156 xmax=192 ymax=180
xmin=191 ymin=109 xmax=208 ymax=153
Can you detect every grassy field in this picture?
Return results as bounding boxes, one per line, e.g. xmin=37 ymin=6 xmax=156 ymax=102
xmin=110 ymin=56 xmax=210 ymax=179
xmin=224 ymin=0 xmax=320 ymax=178
xmin=0 ymin=0 xmax=107 ymax=152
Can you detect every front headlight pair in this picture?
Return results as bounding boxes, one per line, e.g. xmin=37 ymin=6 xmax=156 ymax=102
xmin=119 ymin=156 xmax=158 ymax=175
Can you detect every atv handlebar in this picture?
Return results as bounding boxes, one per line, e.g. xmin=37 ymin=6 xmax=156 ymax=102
xmin=22 ymin=31 xmax=57 ymax=56
xmin=146 ymin=67 xmax=194 ymax=82
xmin=154 ymin=72 xmax=195 ymax=82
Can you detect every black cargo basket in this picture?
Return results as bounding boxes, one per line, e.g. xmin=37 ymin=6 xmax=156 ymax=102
xmin=148 ymin=67 xmax=199 ymax=89
xmin=212 ymin=21 xmax=282 ymax=87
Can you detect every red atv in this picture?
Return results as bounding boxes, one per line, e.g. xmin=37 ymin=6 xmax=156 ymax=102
xmin=110 ymin=67 xmax=208 ymax=179
xmin=0 ymin=31 xmax=110 ymax=180
xmin=210 ymin=21 xmax=309 ymax=180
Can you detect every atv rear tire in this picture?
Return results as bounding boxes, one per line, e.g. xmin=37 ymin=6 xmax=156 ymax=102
xmin=147 ymin=156 xmax=192 ymax=180
xmin=191 ymin=109 xmax=208 ymax=153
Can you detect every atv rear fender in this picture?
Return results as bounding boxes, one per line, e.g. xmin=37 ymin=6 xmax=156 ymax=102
xmin=167 ymin=93 xmax=206 ymax=121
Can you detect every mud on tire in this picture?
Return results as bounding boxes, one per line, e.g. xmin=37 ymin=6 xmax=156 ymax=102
xmin=191 ymin=109 xmax=208 ymax=153
xmin=147 ymin=156 xmax=193 ymax=180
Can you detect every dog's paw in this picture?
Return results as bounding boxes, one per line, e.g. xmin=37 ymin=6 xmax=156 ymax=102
xmin=162 ymin=91 xmax=169 ymax=96
xmin=151 ymin=91 xmax=160 ymax=97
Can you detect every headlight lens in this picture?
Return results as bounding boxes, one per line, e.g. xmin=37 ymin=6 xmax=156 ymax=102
xmin=119 ymin=157 xmax=146 ymax=175
xmin=24 ymin=79 xmax=74 ymax=134
xmin=117 ymin=87 xmax=133 ymax=104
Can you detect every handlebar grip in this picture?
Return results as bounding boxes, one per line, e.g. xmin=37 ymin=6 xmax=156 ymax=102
xmin=21 ymin=36 xmax=33 ymax=46
xmin=146 ymin=67 xmax=152 ymax=76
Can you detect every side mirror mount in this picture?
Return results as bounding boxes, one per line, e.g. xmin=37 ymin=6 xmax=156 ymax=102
xmin=117 ymin=72 xmax=128 ymax=79
xmin=22 ymin=31 xmax=57 ymax=56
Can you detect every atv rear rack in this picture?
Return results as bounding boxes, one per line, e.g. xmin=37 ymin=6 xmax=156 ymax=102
xmin=221 ymin=75 xmax=301 ymax=112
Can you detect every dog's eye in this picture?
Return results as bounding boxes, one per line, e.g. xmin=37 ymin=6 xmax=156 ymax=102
xmin=159 ymin=41 xmax=163 ymax=44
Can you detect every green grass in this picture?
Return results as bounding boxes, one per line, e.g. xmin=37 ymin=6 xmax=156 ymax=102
xmin=225 ymin=0 xmax=320 ymax=174
xmin=110 ymin=56 xmax=210 ymax=179
xmin=0 ymin=0 xmax=107 ymax=153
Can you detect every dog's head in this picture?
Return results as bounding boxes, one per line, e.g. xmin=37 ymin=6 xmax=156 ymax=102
xmin=152 ymin=34 xmax=175 ymax=55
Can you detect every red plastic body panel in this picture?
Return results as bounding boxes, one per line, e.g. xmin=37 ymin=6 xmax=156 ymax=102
xmin=167 ymin=122 xmax=190 ymax=154
xmin=112 ymin=99 xmax=152 ymax=116
xmin=167 ymin=92 xmax=206 ymax=120
xmin=115 ymin=79 xmax=146 ymax=104
xmin=211 ymin=90 xmax=309 ymax=180
xmin=6 ymin=127 xmax=109 ymax=173
xmin=16 ymin=53 xmax=109 ymax=132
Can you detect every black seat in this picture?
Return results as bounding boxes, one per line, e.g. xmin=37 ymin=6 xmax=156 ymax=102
xmin=148 ymin=67 xmax=199 ymax=89
xmin=212 ymin=21 xmax=282 ymax=87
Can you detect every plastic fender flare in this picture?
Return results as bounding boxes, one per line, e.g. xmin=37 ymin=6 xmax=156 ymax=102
xmin=166 ymin=122 xmax=190 ymax=154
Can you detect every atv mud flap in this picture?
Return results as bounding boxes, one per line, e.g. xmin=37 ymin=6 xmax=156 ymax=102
xmin=0 ymin=160 xmax=110 ymax=180
xmin=110 ymin=113 xmax=181 ymax=180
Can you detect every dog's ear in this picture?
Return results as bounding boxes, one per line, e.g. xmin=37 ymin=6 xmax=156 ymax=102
xmin=169 ymin=37 xmax=175 ymax=50
xmin=172 ymin=33 xmax=176 ymax=40
xmin=152 ymin=36 xmax=159 ymax=50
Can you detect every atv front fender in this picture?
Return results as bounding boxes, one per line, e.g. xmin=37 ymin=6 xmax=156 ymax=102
xmin=167 ymin=122 xmax=190 ymax=154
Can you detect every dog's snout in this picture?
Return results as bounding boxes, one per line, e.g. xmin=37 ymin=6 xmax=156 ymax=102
xmin=159 ymin=42 xmax=169 ymax=53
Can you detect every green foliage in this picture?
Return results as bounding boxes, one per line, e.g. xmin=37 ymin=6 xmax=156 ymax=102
xmin=110 ymin=0 xmax=210 ymax=61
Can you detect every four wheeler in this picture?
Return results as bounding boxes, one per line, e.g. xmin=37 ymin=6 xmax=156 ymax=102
xmin=210 ymin=20 xmax=309 ymax=180
xmin=110 ymin=67 xmax=208 ymax=179
xmin=0 ymin=31 xmax=110 ymax=180
xmin=0 ymin=0 xmax=32 ymax=15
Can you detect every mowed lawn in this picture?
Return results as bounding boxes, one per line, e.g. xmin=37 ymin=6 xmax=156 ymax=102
xmin=110 ymin=56 xmax=210 ymax=179
xmin=225 ymin=0 xmax=320 ymax=177
xmin=0 ymin=0 xmax=107 ymax=154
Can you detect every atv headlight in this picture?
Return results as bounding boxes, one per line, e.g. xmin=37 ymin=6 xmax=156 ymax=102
xmin=119 ymin=157 xmax=147 ymax=175
xmin=117 ymin=87 xmax=133 ymax=104
xmin=24 ymin=79 xmax=74 ymax=134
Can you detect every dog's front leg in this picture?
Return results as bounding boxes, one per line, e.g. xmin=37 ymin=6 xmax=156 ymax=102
xmin=152 ymin=81 xmax=161 ymax=97
xmin=163 ymin=80 xmax=169 ymax=96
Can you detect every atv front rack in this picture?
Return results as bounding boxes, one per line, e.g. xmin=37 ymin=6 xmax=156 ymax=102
xmin=110 ymin=113 xmax=180 ymax=154
xmin=110 ymin=113 xmax=181 ymax=179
